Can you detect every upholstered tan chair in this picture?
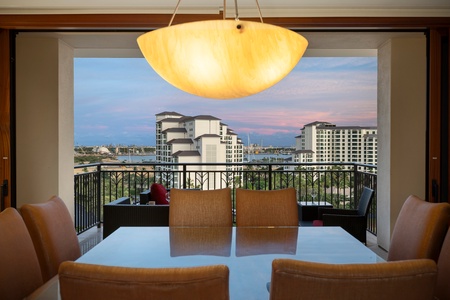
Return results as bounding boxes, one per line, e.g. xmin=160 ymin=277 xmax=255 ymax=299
xmin=269 ymin=258 xmax=437 ymax=300
xmin=387 ymin=195 xmax=450 ymax=262
xmin=59 ymin=261 xmax=230 ymax=300
xmin=169 ymin=188 xmax=232 ymax=227
xmin=20 ymin=196 xmax=82 ymax=282
xmin=435 ymin=226 xmax=450 ymax=300
xmin=236 ymin=188 xmax=298 ymax=226
xmin=0 ymin=208 xmax=44 ymax=300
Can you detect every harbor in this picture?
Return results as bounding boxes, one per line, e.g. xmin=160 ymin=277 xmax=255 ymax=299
xmin=74 ymin=145 xmax=295 ymax=165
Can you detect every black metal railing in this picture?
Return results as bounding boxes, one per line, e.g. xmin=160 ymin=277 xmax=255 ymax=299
xmin=74 ymin=162 xmax=377 ymax=235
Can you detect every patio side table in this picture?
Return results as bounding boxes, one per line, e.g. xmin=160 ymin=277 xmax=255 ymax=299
xmin=298 ymin=201 xmax=333 ymax=225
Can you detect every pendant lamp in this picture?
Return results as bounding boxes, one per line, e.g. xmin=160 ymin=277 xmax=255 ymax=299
xmin=137 ymin=0 xmax=308 ymax=99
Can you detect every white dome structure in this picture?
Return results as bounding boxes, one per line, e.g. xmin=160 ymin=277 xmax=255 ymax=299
xmin=95 ymin=146 xmax=111 ymax=155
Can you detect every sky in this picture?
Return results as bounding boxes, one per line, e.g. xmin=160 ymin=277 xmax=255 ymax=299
xmin=74 ymin=56 xmax=377 ymax=147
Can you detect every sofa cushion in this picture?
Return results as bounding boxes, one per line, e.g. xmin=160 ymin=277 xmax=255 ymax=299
xmin=151 ymin=183 xmax=169 ymax=205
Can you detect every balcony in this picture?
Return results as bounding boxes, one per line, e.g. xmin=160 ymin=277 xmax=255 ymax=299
xmin=74 ymin=162 xmax=377 ymax=236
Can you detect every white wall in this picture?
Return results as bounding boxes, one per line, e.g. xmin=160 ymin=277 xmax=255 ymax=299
xmin=16 ymin=36 xmax=75 ymax=217
xmin=377 ymin=36 xmax=427 ymax=250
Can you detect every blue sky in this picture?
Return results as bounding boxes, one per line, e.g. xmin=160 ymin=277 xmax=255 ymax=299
xmin=74 ymin=56 xmax=377 ymax=147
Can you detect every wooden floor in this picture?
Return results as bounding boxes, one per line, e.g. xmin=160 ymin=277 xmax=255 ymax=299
xmin=78 ymin=226 xmax=388 ymax=260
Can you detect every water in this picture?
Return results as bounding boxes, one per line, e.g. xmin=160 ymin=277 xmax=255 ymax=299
xmin=116 ymin=155 xmax=156 ymax=162
xmin=244 ymin=153 xmax=291 ymax=162
xmin=115 ymin=153 xmax=291 ymax=163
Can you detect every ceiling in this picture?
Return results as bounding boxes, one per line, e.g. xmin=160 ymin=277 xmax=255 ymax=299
xmin=2 ymin=0 xmax=450 ymax=17
xmin=9 ymin=0 xmax=435 ymax=58
xmin=19 ymin=30 xmax=423 ymax=58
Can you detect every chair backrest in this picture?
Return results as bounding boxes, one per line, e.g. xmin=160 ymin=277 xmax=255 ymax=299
xmin=435 ymin=226 xmax=450 ymax=300
xmin=387 ymin=195 xmax=450 ymax=262
xmin=235 ymin=188 xmax=298 ymax=226
xmin=269 ymin=258 xmax=437 ymax=300
xmin=0 ymin=208 xmax=44 ymax=300
xmin=356 ymin=187 xmax=375 ymax=216
xmin=59 ymin=261 xmax=230 ymax=300
xmin=169 ymin=188 xmax=232 ymax=227
xmin=20 ymin=196 xmax=82 ymax=282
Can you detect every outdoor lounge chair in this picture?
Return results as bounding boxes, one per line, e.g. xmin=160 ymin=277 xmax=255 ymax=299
xmin=313 ymin=187 xmax=374 ymax=244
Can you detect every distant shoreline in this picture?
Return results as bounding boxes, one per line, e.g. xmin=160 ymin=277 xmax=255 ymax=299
xmin=115 ymin=154 xmax=292 ymax=163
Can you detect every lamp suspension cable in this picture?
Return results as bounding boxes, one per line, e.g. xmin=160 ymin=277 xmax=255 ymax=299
xmin=169 ymin=0 xmax=263 ymax=25
xmin=231 ymin=0 xmax=264 ymax=23
xmin=254 ymin=0 xmax=264 ymax=23
xmin=168 ymin=0 xmax=182 ymax=27
xmin=234 ymin=0 xmax=239 ymax=20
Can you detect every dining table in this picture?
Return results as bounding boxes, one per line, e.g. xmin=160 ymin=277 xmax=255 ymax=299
xmin=28 ymin=226 xmax=384 ymax=300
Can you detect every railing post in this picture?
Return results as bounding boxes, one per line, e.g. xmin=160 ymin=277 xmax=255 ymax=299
xmin=352 ymin=163 xmax=357 ymax=203
xmin=182 ymin=164 xmax=187 ymax=189
xmin=96 ymin=164 xmax=102 ymax=227
xmin=268 ymin=164 xmax=273 ymax=190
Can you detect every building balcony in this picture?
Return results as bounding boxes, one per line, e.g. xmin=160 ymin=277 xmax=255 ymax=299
xmin=74 ymin=162 xmax=377 ymax=236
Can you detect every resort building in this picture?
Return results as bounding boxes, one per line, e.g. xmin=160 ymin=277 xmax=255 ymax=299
xmin=155 ymin=112 xmax=243 ymax=189
xmin=292 ymin=121 xmax=377 ymax=166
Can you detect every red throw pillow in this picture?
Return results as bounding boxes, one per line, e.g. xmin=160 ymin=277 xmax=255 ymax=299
xmin=312 ymin=220 xmax=323 ymax=226
xmin=151 ymin=183 xmax=169 ymax=205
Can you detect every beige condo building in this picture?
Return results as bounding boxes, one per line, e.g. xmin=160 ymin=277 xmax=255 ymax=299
xmin=292 ymin=121 xmax=377 ymax=166
xmin=155 ymin=112 xmax=243 ymax=189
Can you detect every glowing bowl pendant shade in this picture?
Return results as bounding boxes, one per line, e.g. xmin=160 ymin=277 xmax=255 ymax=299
xmin=137 ymin=20 xmax=308 ymax=99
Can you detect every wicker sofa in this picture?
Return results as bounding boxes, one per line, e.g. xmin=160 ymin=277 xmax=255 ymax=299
xmin=103 ymin=191 xmax=169 ymax=239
